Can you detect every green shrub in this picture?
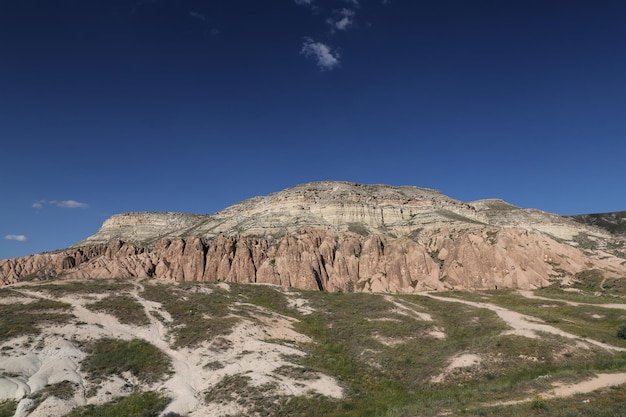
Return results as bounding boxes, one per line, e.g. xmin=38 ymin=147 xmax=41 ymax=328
xmin=0 ymin=299 xmax=72 ymax=342
xmin=81 ymin=338 xmax=171 ymax=384
xmin=348 ymin=222 xmax=369 ymax=236
xmin=86 ymin=295 xmax=150 ymax=326
xmin=142 ymin=283 xmax=239 ymax=348
xmin=0 ymin=400 xmax=17 ymax=417
xmin=41 ymin=380 xmax=76 ymax=400
xmin=617 ymin=325 xmax=626 ymax=340
xmin=65 ymin=391 xmax=169 ymax=417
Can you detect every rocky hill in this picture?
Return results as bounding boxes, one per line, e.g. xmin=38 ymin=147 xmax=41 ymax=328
xmin=1 ymin=181 xmax=625 ymax=291
xmin=569 ymin=211 xmax=626 ymax=236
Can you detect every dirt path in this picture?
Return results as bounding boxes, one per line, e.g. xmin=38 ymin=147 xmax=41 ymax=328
xmin=9 ymin=284 xmax=344 ymax=416
xmin=383 ymin=295 xmax=433 ymax=321
xmin=421 ymin=291 xmax=626 ymax=405
xmin=423 ymin=293 xmax=625 ymax=352
xmin=518 ymin=290 xmax=626 ymax=311
xmin=494 ymin=372 xmax=626 ymax=407
xmin=15 ymin=286 xmax=205 ymax=415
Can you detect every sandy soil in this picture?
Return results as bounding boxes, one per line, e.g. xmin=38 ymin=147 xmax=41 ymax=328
xmin=384 ymin=296 xmax=434 ymax=321
xmin=493 ymin=372 xmax=626 ymax=407
xmin=2 ymin=283 xmax=625 ymax=415
xmin=0 ymin=283 xmax=343 ymax=417
xmin=431 ymin=353 xmax=482 ymax=383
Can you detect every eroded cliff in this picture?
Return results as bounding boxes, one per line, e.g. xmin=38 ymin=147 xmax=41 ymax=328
xmin=1 ymin=181 xmax=625 ymax=291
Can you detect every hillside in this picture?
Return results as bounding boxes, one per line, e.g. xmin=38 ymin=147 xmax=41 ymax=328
xmin=569 ymin=211 xmax=626 ymax=236
xmin=1 ymin=181 xmax=625 ymax=291
xmin=1 ymin=278 xmax=626 ymax=416
xmin=1 ymin=181 xmax=626 ymax=416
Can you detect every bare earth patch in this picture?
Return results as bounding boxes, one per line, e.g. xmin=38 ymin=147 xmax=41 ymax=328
xmin=0 ymin=284 xmax=343 ymax=417
xmin=431 ymin=353 xmax=482 ymax=384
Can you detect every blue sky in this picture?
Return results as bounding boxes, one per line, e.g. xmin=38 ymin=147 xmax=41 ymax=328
xmin=2 ymin=0 xmax=625 ymax=259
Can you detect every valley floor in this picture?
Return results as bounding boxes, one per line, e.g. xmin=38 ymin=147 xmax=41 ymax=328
xmin=1 ymin=278 xmax=626 ymax=417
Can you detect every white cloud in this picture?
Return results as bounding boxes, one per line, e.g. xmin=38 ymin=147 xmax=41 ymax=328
xmin=33 ymin=200 xmax=89 ymax=209
xmin=327 ymin=8 xmax=355 ymax=31
xmin=294 ymin=0 xmax=314 ymax=5
xmin=301 ymin=38 xmax=340 ymax=71
xmin=343 ymin=0 xmax=360 ymax=6
xmin=54 ymin=200 xmax=89 ymax=208
xmin=5 ymin=235 xmax=28 ymax=242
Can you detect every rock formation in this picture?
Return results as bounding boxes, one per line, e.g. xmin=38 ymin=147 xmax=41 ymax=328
xmin=1 ymin=181 xmax=625 ymax=291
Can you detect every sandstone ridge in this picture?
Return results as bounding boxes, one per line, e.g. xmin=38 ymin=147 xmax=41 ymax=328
xmin=1 ymin=181 xmax=625 ymax=292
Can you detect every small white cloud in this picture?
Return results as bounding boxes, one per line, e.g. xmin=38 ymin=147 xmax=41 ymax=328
xmin=294 ymin=0 xmax=314 ymax=5
xmin=301 ymin=38 xmax=340 ymax=71
xmin=55 ymin=200 xmax=89 ymax=209
xmin=189 ymin=11 xmax=207 ymax=21
xmin=33 ymin=200 xmax=89 ymax=209
xmin=328 ymin=8 xmax=355 ymax=31
xmin=5 ymin=235 xmax=28 ymax=242
xmin=343 ymin=0 xmax=360 ymax=6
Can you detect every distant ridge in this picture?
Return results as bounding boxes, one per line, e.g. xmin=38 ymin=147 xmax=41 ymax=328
xmin=569 ymin=211 xmax=626 ymax=236
xmin=1 ymin=181 xmax=625 ymax=292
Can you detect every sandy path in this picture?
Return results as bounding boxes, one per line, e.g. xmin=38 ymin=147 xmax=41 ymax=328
xmin=15 ymin=285 xmax=205 ymax=415
xmin=422 ymin=292 xmax=626 ymax=404
xmin=493 ymin=372 xmax=626 ymax=407
xmin=383 ymin=295 xmax=433 ymax=321
xmin=423 ymin=293 xmax=625 ymax=352
xmin=12 ymin=284 xmax=343 ymax=416
xmin=518 ymin=290 xmax=626 ymax=311
xmin=125 ymin=284 xmax=204 ymax=415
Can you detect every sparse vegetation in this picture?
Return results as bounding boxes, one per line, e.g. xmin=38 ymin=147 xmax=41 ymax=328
xmin=407 ymin=228 xmax=423 ymax=241
xmin=0 ymin=299 xmax=73 ymax=342
xmin=348 ymin=222 xmax=370 ymax=236
xmin=81 ymin=338 xmax=171 ymax=384
xmin=573 ymin=232 xmax=599 ymax=250
xmin=437 ymin=209 xmax=485 ymax=224
xmin=0 ymin=400 xmax=17 ymax=417
xmin=142 ymin=282 xmax=240 ymax=347
xmin=429 ymin=249 xmax=444 ymax=268
xmin=438 ymin=289 xmax=626 ymax=349
xmin=64 ymin=391 xmax=169 ymax=417
xmin=2 ymin=279 xmax=626 ymax=417
xmin=34 ymin=279 xmax=134 ymax=297
xmin=41 ymin=380 xmax=77 ymax=400
xmin=86 ymin=294 xmax=150 ymax=326
xmin=570 ymin=211 xmax=626 ymax=236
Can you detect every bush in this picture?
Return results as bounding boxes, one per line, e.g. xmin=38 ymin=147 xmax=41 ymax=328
xmin=65 ymin=391 xmax=169 ymax=417
xmin=82 ymin=338 xmax=171 ymax=384
xmin=617 ymin=325 xmax=626 ymax=340
xmin=0 ymin=400 xmax=17 ymax=417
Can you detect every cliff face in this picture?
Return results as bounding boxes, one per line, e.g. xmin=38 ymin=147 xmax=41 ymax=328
xmin=2 ymin=181 xmax=625 ymax=291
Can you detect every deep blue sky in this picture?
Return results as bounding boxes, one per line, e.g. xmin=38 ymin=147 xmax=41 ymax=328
xmin=2 ymin=0 xmax=626 ymax=259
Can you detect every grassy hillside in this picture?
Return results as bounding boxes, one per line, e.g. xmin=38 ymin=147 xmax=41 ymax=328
xmin=0 ymin=278 xmax=625 ymax=416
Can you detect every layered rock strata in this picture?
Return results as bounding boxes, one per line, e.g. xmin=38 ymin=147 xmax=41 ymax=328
xmin=1 ymin=182 xmax=625 ymax=292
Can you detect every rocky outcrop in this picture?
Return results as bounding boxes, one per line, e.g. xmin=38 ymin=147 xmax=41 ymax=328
xmin=1 ymin=181 xmax=625 ymax=291
xmin=570 ymin=211 xmax=626 ymax=236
